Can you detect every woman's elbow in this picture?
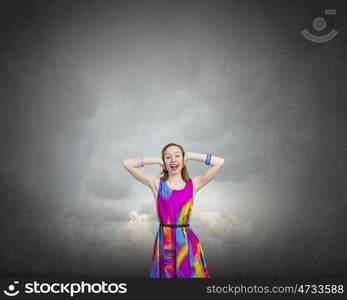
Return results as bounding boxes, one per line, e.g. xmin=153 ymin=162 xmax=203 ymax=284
xmin=122 ymin=159 xmax=129 ymax=168
xmin=215 ymin=157 xmax=225 ymax=166
xmin=212 ymin=157 xmax=224 ymax=167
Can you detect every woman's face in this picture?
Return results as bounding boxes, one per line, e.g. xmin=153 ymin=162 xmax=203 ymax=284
xmin=163 ymin=146 xmax=184 ymax=174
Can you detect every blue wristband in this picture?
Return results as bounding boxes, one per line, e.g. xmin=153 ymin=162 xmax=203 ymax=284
xmin=205 ymin=153 xmax=212 ymax=165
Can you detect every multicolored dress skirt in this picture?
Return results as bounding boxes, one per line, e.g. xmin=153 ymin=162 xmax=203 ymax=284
xmin=150 ymin=178 xmax=210 ymax=278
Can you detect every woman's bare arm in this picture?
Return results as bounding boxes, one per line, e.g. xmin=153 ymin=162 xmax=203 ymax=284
xmin=187 ymin=152 xmax=225 ymax=193
xmin=121 ymin=156 xmax=162 ymax=188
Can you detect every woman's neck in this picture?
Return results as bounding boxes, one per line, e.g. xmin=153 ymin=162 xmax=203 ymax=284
xmin=167 ymin=174 xmax=184 ymax=185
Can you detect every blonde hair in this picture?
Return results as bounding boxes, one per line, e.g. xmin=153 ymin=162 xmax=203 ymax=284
xmin=159 ymin=143 xmax=191 ymax=182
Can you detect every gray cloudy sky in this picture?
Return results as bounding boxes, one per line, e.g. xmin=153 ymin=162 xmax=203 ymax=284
xmin=0 ymin=0 xmax=346 ymax=278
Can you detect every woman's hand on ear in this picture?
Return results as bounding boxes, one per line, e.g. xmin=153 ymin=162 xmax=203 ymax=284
xmin=158 ymin=157 xmax=165 ymax=169
xmin=183 ymin=152 xmax=189 ymax=167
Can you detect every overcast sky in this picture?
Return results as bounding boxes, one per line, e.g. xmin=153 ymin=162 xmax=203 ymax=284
xmin=0 ymin=0 xmax=346 ymax=278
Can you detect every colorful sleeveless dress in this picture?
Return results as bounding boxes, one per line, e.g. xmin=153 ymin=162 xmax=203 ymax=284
xmin=150 ymin=178 xmax=210 ymax=278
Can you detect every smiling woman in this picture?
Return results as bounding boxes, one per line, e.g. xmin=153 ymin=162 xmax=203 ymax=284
xmin=121 ymin=142 xmax=225 ymax=278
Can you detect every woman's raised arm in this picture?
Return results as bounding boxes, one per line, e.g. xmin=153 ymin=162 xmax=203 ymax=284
xmin=187 ymin=152 xmax=225 ymax=193
xmin=121 ymin=156 xmax=163 ymax=188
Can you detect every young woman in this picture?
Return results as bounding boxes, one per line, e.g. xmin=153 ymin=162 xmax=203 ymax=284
xmin=122 ymin=142 xmax=225 ymax=278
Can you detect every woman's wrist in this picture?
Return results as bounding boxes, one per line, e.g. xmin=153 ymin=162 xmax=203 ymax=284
xmin=185 ymin=152 xmax=191 ymax=161
xmin=140 ymin=156 xmax=161 ymax=166
xmin=188 ymin=152 xmax=224 ymax=166
xmin=186 ymin=152 xmax=206 ymax=163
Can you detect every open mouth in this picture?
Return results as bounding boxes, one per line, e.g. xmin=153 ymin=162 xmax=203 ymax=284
xmin=170 ymin=164 xmax=179 ymax=170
